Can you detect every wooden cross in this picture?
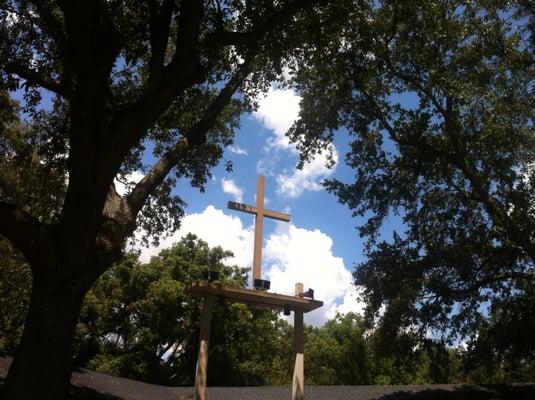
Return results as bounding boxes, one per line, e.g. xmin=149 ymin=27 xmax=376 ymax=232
xmin=228 ymin=175 xmax=290 ymax=284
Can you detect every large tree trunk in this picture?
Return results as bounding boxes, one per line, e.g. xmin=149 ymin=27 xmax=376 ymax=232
xmin=3 ymin=268 xmax=92 ymax=400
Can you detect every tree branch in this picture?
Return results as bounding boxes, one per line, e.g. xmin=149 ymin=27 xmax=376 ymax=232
xmin=446 ymin=271 xmax=535 ymax=299
xmin=0 ymin=202 xmax=50 ymax=266
xmin=147 ymin=0 xmax=175 ymax=89
xmin=205 ymin=31 xmax=260 ymax=47
xmin=4 ymin=62 xmax=72 ymax=97
xmin=127 ymin=138 xmax=189 ymax=215
xmin=435 ymin=94 xmax=535 ymax=263
xmin=453 ymin=154 xmax=535 ymax=263
xmin=127 ymin=48 xmax=256 ymax=215
xmin=361 ymin=91 xmax=398 ymax=139
xmin=30 ymin=1 xmax=68 ymax=55
xmin=119 ymin=0 xmax=317 ymax=142
xmin=487 ymin=271 xmax=535 ymax=283
xmin=111 ymin=0 xmax=205 ymax=155
xmin=151 ymin=0 xmax=205 ymax=96
xmin=110 ymin=0 xmax=321 ymax=200
xmin=190 ymin=55 xmax=256 ymax=144
xmin=127 ymin=47 xmax=256 ymax=215
xmin=380 ymin=48 xmax=447 ymax=117
xmin=205 ymin=0 xmax=320 ymax=48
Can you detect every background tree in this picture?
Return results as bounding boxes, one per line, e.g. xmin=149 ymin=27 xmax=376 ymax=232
xmin=0 ymin=1 xmax=349 ymax=398
xmin=0 ymin=241 xmax=30 ymax=352
xmin=305 ymin=313 xmax=372 ymax=385
xmin=305 ymin=313 xmax=460 ymax=385
xmin=0 ymin=94 xmax=29 ymax=352
xmin=0 ymin=91 xmax=64 ymax=353
xmin=289 ymin=0 xmax=535 ymax=370
xmin=74 ymin=234 xmax=293 ymax=386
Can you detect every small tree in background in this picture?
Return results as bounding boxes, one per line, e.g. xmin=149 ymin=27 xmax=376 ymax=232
xmin=74 ymin=234 xmax=291 ymax=386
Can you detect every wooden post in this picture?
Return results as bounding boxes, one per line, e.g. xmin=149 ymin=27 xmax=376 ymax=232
xmin=194 ymin=296 xmax=214 ymax=400
xmin=294 ymin=282 xmax=304 ymax=296
xmin=292 ymin=283 xmax=304 ymax=400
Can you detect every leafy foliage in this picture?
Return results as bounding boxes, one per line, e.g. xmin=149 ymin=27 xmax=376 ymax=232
xmin=4 ymin=233 xmax=531 ymax=385
xmin=0 ymin=93 xmax=58 ymax=352
xmin=305 ymin=313 xmax=371 ymax=385
xmin=0 ymin=240 xmax=30 ymax=352
xmin=290 ymin=0 xmax=535 ymax=360
xmin=305 ymin=313 xmax=462 ymax=385
xmin=75 ymin=234 xmax=291 ymax=386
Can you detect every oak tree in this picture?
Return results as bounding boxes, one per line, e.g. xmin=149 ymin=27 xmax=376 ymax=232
xmin=0 ymin=1 xmax=342 ymax=398
xmin=290 ymin=0 xmax=535 ymax=359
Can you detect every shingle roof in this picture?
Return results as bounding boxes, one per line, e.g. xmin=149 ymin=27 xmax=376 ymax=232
xmin=1 ymin=354 xmax=534 ymax=399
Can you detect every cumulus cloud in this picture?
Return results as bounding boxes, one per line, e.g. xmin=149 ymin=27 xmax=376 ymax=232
xmin=221 ymin=178 xmax=244 ymax=202
xmin=254 ymin=87 xmax=338 ymax=199
xmin=264 ymin=224 xmax=363 ymax=326
xmin=254 ymin=87 xmax=301 ymax=150
xmin=276 ymin=147 xmax=338 ymax=198
xmin=332 ymin=288 xmax=366 ymax=318
xmin=136 ymin=205 xmax=254 ymax=268
xmin=134 ymin=206 xmax=363 ymax=326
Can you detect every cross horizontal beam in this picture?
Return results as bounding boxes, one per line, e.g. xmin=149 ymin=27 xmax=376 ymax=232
xmin=189 ymin=281 xmax=323 ymax=313
xmin=228 ymin=201 xmax=290 ymax=222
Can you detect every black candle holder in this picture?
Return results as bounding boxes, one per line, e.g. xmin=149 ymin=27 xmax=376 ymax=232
xmin=298 ymin=288 xmax=314 ymax=299
xmin=253 ymin=278 xmax=271 ymax=290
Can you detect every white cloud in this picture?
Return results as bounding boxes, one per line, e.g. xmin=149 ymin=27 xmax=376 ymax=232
xmin=253 ymin=86 xmax=338 ymax=199
xmin=132 ymin=206 xmax=363 ymax=326
xmin=254 ymin=87 xmax=301 ymax=150
xmin=221 ymin=178 xmax=244 ymax=202
xmin=136 ymin=205 xmax=254 ymax=268
xmin=333 ymin=288 xmax=366 ymax=318
xmin=265 ymin=224 xmax=364 ymax=326
xmin=276 ymin=147 xmax=338 ymax=198
xmin=229 ymin=145 xmax=248 ymax=155
xmin=114 ymin=171 xmax=145 ymax=196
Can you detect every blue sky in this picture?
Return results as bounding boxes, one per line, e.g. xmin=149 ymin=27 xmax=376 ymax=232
xmin=125 ymin=86 xmax=406 ymax=326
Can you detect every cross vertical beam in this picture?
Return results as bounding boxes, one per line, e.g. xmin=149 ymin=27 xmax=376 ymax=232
xmin=252 ymin=176 xmax=265 ymax=281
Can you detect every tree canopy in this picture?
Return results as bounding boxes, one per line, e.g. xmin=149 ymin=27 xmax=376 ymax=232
xmin=0 ymin=0 xmax=354 ymax=397
xmin=74 ymin=234 xmax=292 ymax=386
xmin=290 ymin=0 xmax=535 ymax=367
